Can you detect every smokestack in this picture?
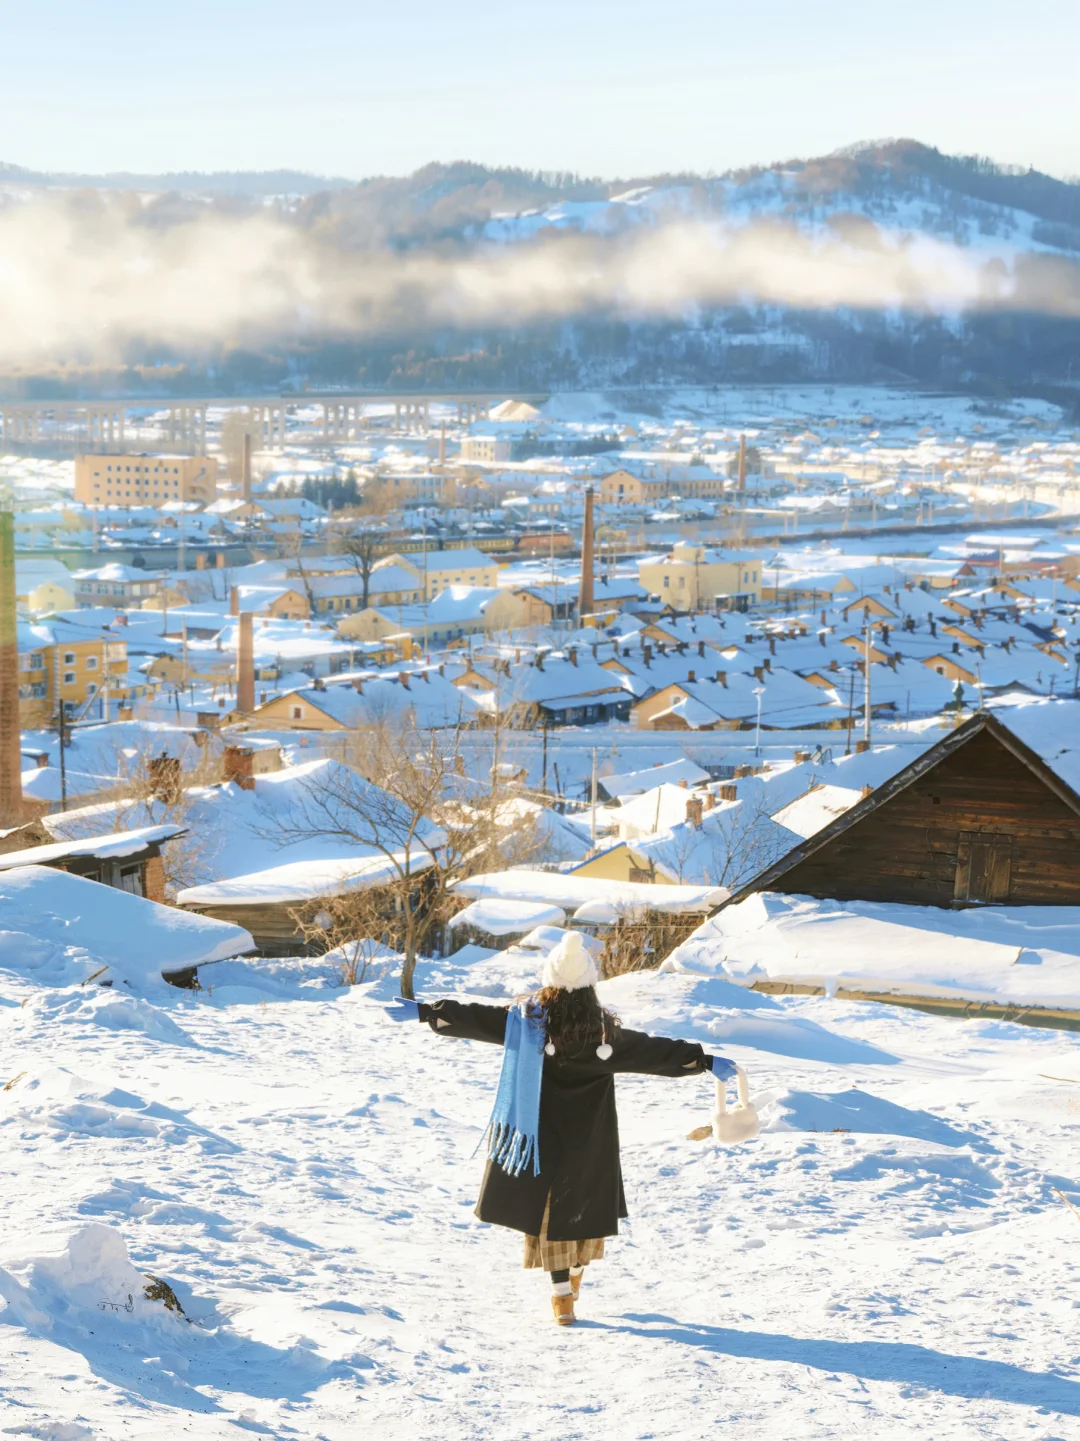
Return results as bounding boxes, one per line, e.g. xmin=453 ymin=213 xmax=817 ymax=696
xmin=241 ymin=431 xmax=252 ymax=505
xmin=236 ymin=612 xmax=255 ymax=714
xmin=579 ymin=487 xmax=595 ymax=620
xmin=737 ymin=434 xmax=747 ymax=495
xmin=0 ymin=510 xmax=24 ymax=827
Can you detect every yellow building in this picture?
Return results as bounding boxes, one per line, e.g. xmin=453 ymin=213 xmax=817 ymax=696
xmin=383 ymin=549 xmax=501 ymax=601
xmin=75 ymin=453 xmax=218 ymax=507
xmin=638 ymin=544 xmax=760 ymax=611
xmin=17 ymin=622 xmax=129 ymax=726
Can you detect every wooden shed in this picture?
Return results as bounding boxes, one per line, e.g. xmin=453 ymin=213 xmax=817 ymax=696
xmin=0 ymin=824 xmax=184 ymax=901
xmin=729 ymin=710 xmax=1080 ymax=909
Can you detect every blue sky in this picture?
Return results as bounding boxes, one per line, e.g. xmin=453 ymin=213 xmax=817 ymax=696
xmin=4 ymin=0 xmax=1079 ymax=180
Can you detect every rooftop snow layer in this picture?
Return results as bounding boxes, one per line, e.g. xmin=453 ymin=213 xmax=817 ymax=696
xmin=0 ymin=865 xmax=253 ymax=988
xmin=671 ymin=890 xmax=1080 ymax=1011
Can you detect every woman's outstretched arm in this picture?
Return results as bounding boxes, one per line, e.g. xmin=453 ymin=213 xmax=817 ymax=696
xmin=412 ymin=998 xmax=510 ymax=1045
xmin=610 ymin=1027 xmax=733 ymax=1078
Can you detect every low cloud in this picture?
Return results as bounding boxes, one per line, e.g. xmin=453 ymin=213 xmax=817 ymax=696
xmin=0 ymin=193 xmax=1077 ymax=365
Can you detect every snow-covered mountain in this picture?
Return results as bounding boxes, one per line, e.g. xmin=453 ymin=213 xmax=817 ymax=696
xmin=0 ymin=141 xmax=1077 ymax=400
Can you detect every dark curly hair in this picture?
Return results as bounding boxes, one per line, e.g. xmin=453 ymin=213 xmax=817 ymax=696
xmin=532 ymin=984 xmax=620 ymax=1060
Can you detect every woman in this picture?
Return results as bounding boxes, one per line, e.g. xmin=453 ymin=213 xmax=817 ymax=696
xmin=386 ymin=932 xmax=734 ymax=1326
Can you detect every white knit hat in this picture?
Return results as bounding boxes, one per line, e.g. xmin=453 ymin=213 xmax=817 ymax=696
xmin=541 ymin=932 xmax=599 ymax=992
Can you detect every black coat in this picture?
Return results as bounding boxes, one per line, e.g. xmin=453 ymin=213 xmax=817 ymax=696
xmin=418 ymin=998 xmax=710 ymax=1241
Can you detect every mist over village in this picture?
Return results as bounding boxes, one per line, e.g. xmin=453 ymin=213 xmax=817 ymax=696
xmin=3 ymin=5 xmax=1080 ymax=1438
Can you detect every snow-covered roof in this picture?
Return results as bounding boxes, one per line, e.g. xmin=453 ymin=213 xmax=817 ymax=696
xmin=453 ymin=868 xmax=727 ymax=914
xmin=600 ymin=758 xmax=711 ymax=798
xmin=177 ymin=851 xmax=434 ymax=907
xmin=0 ymin=824 xmax=183 ymax=874
xmin=670 ymin=890 xmax=1080 ymax=1011
xmin=0 ymin=865 xmax=253 ymax=988
xmin=449 ymin=898 xmax=566 ymax=935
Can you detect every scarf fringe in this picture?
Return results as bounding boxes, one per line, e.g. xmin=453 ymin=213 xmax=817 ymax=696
xmin=486 ymin=1119 xmax=541 ymax=1178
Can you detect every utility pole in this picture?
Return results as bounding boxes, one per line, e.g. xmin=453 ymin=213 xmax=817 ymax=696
xmin=845 ymin=670 xmax=856 ymax=755
xmin=590 ymin=747 xmax=598 ymax=850
xmin=57 ymin=703 xmax=68 ymax=813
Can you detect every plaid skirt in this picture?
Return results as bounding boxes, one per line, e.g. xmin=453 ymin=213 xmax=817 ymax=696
xmin=522 ymin=1194 xmax=606 ymax=1271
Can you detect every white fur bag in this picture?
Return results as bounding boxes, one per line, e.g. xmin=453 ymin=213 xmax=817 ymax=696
xmin=711 ymin=1066 xmax=761 ymax=1144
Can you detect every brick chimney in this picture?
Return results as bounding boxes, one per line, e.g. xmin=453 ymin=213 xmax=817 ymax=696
xmin=698 ymin=640 xmax=705 ymax=657
xmin=0 ymin=510 xmax=25 ymax=827
xmin=855 ymin=738 xmax=870 ymax=753
xmin=685 ymin=796 xmax=703 ymax=828
xmin=236 ymin=612 xmax=255 ymax=713
xmin=687 ymin=669 xmax=696 ymax=683
xmin=223 ymin=745 xmax=256 ymax=791
xmin=715 ymin=670 xmax=727 ymax=686
xmin=241 ymin=430 xmax=252 ymax=505
xmin=643 ymin=644 xmax=652 ymax=667
xmin=718 ymin=783 xmax=738 ymax=801
xmin=229 ymin=586 xmax=240 ymax=617
xmin=703 ymin=791 xmax=716 ymax=811
xmin=579 ymin=487 xmax=595 ymax=619
xmin=568 ymin=646 xmax=578 ymax=667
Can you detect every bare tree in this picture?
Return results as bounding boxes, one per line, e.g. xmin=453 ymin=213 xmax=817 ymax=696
xmin=48 ymin=738 xmax=226 ymax=895
xmin=271 ymin=715 xmax=540 ymax=998
xmin=288 ymin=884 xmax=413 ymax=984
xmin=341 ymin=530 xmax=382 ymax=611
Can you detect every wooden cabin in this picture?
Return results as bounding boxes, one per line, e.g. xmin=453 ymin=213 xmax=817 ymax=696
xmin=0 ymin=824 xmax=184 ymax=900
xmin=730 ymin=711 xmax=1080 ymax=909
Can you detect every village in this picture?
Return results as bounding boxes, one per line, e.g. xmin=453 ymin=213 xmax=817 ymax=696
xmin=4 ymin=385 xmax=1080 ymax=1437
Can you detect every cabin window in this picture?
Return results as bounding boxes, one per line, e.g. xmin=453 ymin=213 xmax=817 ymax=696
xmin=291 ymin=706 xmax=303 ymax=719
xmin=954 ymin=832 xmax=1012 ymax=905
xmin=117 ymin=864 xmax=143 ymax=896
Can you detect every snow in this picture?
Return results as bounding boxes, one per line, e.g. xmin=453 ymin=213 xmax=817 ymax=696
xmin=673 ymin=890 xmax=1080 ymax=1011
xmin=448 ymin=898 xmax=566 ymax=936
xmin=454 ymin=867 xmax=728 ymax=914
xmin=4 ymin=932 xmax=1080 ymax=1437
xmin=0 ymin=825 xmax=183 ymax=874
xmin=0 ymin=866 xmax=253 ymax=989
xmin=177 ymin=851 xmax=434 ymax=908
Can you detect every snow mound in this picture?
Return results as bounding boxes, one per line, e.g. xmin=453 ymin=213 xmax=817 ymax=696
xmin=600 ymin=967 xmax=898 ymax=1066
xmin=2 ymin=1422 xmax=94 ymax=1440
xmin=762 ymin=1087 xmax=983 ymax=1148
xmin=0 ymin=1223 xmax=186 ymax=1335
xmin=0 ymin=867 xmax=252 ymax=991
xmin=16 ymin=989 xmax=195 ymax=1047
xmin=0 ymin=1068 xmax=240 ymax=1153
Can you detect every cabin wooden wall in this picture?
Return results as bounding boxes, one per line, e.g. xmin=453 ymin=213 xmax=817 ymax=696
xmin=774 ymin=729 xmax=1080 ymax=907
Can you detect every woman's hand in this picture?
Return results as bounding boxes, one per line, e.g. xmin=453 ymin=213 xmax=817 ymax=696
xmin=705 ymin=1053 xmax=737 ymax=1080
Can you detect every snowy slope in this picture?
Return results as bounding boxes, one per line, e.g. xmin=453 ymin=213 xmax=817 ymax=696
xmin=3 ymin=940 xmax=1080 ymax=1438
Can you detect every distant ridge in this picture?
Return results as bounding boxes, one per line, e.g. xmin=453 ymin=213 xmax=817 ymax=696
xmin=0 ymin=163 xmax=354 ymax=196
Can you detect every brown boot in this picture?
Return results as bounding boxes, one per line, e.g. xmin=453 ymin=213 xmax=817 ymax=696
xmin=551 ymin=1294 xmax=576 ymax=1326
xmin=570 ymin=1268 xmax=584 ymax=1301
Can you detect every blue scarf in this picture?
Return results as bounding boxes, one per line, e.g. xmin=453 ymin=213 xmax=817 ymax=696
xmin=482 ymin=1002 xmax=547 ymax=1178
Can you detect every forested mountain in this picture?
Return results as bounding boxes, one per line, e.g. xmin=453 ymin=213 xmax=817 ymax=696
xmin=2 ymin=141 xmax=1079 ymax=403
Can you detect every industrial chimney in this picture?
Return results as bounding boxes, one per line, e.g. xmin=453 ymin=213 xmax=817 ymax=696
xmin=579 ymin=486 xmax=596 ymax=620
xmin=241 ymin=431 xmax=252 ymax=505
xmin=236 ymin=611 xmax=255 ymax=714
xmin=0 ymin=509 xmax=24 ymax=827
